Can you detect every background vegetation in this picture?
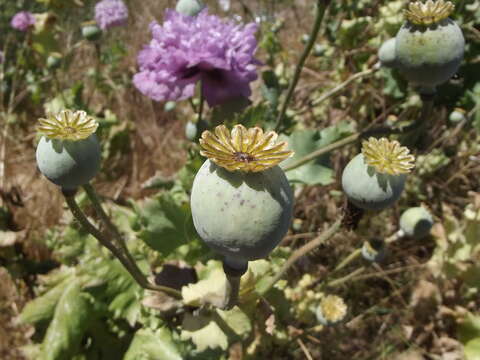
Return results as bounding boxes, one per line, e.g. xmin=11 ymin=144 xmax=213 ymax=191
xmin=1 ymin=0 xmax=480 ymax=359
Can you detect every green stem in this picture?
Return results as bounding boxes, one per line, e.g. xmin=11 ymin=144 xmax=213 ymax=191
xmin=223 ymin=274 xmax=241 ymax=310
xmin=333 ymin=248 xmax=361 ymax=273
xmin=259 ymin=217 xmax=342 ymax=295
xmin=197 ymin=83 xmax=205 ymax=124
xmin=283 ymin=102 xmax=434 ymax=173
xmin=82 ymin=184 xmax=139 ymax=268
xmin=64 ymin=193 xmax=182 ymax=299
xmin=274 ymin=0 xmax=331 ymax=131
xmin=284 ymin=133 xmax=360 ymax=172
xmin=327 ymin=267 xmax=366 ymax=288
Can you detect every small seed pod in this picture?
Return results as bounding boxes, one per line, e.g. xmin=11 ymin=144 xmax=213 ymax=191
xmin=315 ymin=295 xmax=347 ymax=326
xmin=46 ymin=52 xmax=62 ymax=70
xmin=399 ymin=206 xmax=433 ymax=239
xmin=395 ymin=0 xmax=464 ymax=89
xmin=361 ymin=238 xmax=386 ymax=262
xmin=448 ymin=108 xmax=466 ymax=124
xmin=36 ymin=110 xmax=101 ymax=191
xmin=378 ymin=38 xmax=397 ymax=68
xmin=175 ymin=0 xmax=205 ymax=16
xmin=342 ymin=138 xmax=415 ymax=211
xmin=81 ymin=22 xmax=102 ymax=41
xmin=185 ymin=119 xmax=208 ymax=141
xmin=164 ymin=101 xmax=176 ymax=112
xmin=190 ymin=125 xmax=294 ymax=267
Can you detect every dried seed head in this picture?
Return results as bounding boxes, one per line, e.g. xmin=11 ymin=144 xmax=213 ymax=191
xmin=361 ymin=137 xmax=415 ymax=175
xmin=199 ymin=124 xmax=294 ymax=172
xmin=38 ymin=110 xmax=98 ymax=141
xmin=404 ymin=0 xmax=455 ymax=26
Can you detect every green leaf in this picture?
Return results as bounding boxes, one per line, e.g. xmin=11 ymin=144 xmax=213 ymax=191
xmin=465 ymin=338 xmax=480 ymax=360
xmin=19 ymin=277 xmax=71 ymax=325
xmin=459 ymin=315 xmax=480 ymax=344
xmin=40 ymin=281 xmax=92 ymax=360
xmin=182 ymin=265 xmax=226 ymax=307
xmin=216 ymin=307 xmax=252 ymax=340
xmin=81 ymin=239 xmax=141 ymax=325
xmin=280 ymin=122 xmax=354 ymax=185
xmin=138 ymin=193 xmax=198 ymax=257
xmin=124 ymin=328 xmax=182 ymax=360
xmin=181 ymin=313 xmax=228 ymax=352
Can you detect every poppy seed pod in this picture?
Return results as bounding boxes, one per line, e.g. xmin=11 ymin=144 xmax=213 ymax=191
xmin=378 ymin=38 xmax=397 ymax=68
xmin=190 ymin=125 xmax=294 ymax=268
xmin=36 ymin=110 xmax=101 ymax=191
xmin=361 ymin=238 xmax=386 ymax=262
xmin=395 ymin=0 xmax=464 ymax=89
xmin=81 ymin=22 xmax=102 ymax=41
xmin=175 ymin=0 xmax=205 ymax=16
xmin=399 ymin=206 xmax=433 ymax=238
xmin=342 ymin=138 xmax=415 ymax=211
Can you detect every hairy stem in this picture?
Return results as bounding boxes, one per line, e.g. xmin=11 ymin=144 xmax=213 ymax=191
xmin=260 ymin=217 xmax=342 ymax=295
xmin=64 ymin=192 xmax=182 ymax=299
xmin=82 ymin=184 xmax=140 ymax=273
xmin=275 ymin=0 xmax=331 ymax=130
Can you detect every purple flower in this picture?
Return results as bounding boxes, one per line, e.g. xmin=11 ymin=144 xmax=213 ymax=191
xmin=11 ymin=11 xmax=35 ymax=32
xmin=133 ymin=9 xmax=260 ymax=107
xmin=94 ymin=0 xmax=128 ymax=30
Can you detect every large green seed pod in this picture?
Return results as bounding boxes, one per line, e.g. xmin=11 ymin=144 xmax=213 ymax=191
xmin=191 ymin=159 xmax=293 ymax=263
xmin=399 ymin=206 xmax=433 ymax=238
xmin=395 ymin=0 xmax=464 ymax=88
xmin=35 ymin=110 xmax=101 ymax=191
xmin=342 ymin=138 xmax=415 ymax=211
xmin=191 ymin=124 xmax=294 ymax=266
xmin=36 ymin=136 xmax=101 ymax=191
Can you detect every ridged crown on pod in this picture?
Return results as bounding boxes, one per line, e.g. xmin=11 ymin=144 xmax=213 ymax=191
xmin=37 ymin=110 xmax=98 ymax=141
xmin=361 ymin=137 xmax=415 ymax=175
xmin=404 ymin=0 xmax=455 ymax=26
xmin=199 ymin=124 xmax=294 ymax=172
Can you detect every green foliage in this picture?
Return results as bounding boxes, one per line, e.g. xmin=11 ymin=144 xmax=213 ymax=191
xmin=280 ymin=121 xmax=355 ymax=185
xmin=19 ymin=277 xmax=71 ymax=325
xmin=137 ymin=192 xmax=203 ymax=261
xmin=40 ymin=281 xmax=92 ymax=360
xmin=124 ymin=328 xmax=183 ymax=360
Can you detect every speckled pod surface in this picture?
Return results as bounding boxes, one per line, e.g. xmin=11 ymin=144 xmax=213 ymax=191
xmin=395 ymin=18 xmax=464 ymax=87
xmin=342 ymin=154 xmax=406 ymax=211
xmin=36 ymin=135 xmax=101 ymax=190
xmin=191 ymin=159 xmax=293 ymax=263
